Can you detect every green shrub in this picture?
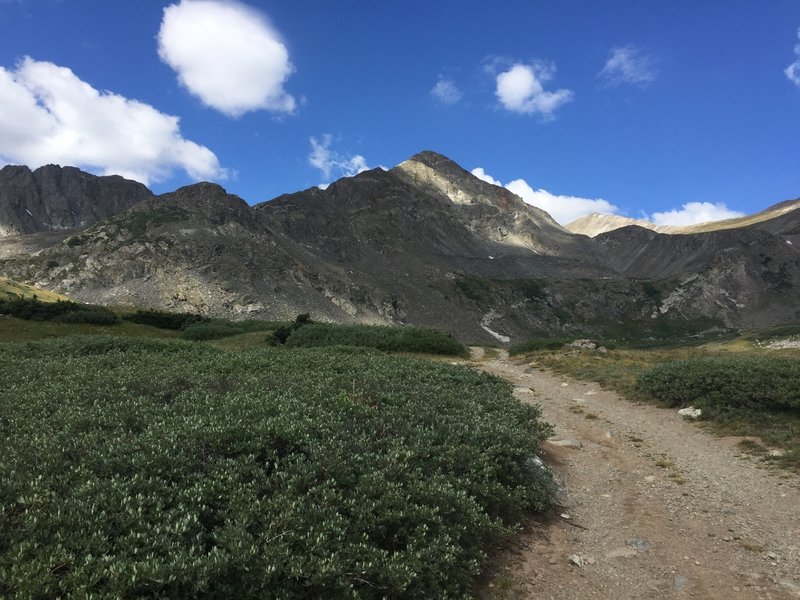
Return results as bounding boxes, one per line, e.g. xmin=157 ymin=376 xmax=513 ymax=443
xmin=127 ymin=207 xmax=190 ymax=237
xmin=455 ymin=274 xmax=494 ymax=303
xmin=637 ymin=356 xmax=800 ymax=414
xmin=509 ymin=338 xmax=571 ymax=355
xmin=124 ymin=309 xmax=208 ymax=330
xmin=285 ymin=323 xmax=468 ymax=357
xmin=294 ymin=313 xmax=313 ymax=327
xmin=55 ymin=309 xmax=119 ymax=326
xmin=0 ymin=338 xmax=552 ymax=598
xmin=182 ymin=319 xmax=287 ymax=341
xmin=270 ymin=325 xmax=293 ymax=345
xmin=222 ymin=319 xmax=287 ymax=334
xmin=0 ymin=297 xmax=118 ymax=325
xmin=65 ymin=234 xmax=87 ymax=246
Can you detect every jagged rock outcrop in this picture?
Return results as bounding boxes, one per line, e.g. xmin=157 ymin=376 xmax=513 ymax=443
xmin=0 ymin=164 xmax=152 ymax=237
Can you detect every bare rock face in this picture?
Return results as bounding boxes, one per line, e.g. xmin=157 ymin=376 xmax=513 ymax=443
xmin=392 ymin=151 xmax=581 ymax=256
xmin=0 ymin=164 xmax=152 ymax=237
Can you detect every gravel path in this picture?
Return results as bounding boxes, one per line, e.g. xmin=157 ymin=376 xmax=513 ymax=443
xmin=473 ymin=349 xmax=800 ymax=600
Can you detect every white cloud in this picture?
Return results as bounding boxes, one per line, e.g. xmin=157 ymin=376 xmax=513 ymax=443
xmin=507 ymin=179 xmax=619 ymax=225
xmin=599 ymin=45 xmax=656 ymax=86
xmin=0 ymin=57 xmax=224 ymax=186
xmin=430 ymin=77 xmax=462 ymax=104
xmin=470 ymin=167 xmax=502 ymax=186
xmin=495 ymin=63 xmax=573 ymax=118
xmin=472 ymin=167 xmax=618 ymax=225
xmin=785 ymin=28 xmax=800 ymax=87
xmin=158 ymin=0 xmax=295 ymax=117
xmin=308 ymin=135 xmax=369 ymax=183
xmin=650 ymin=202 xmax=744 ymax=227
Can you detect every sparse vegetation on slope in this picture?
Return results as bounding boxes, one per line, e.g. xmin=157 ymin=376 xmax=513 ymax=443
xmin=0 ymin=336 xmax=552 ymax=598
xmin=0 ymin=276 xmax=68 ymax=302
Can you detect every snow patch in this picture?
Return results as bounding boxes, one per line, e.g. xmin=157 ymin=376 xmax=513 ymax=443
xmin=481 ymin=324 xmax=510 ymax=344
xmin=480 ymin=310 xmax=510 ymax=343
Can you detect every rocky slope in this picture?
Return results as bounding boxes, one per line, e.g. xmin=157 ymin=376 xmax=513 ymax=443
xmin=0 ymin=164 xmax=152 ymax=237
xmin=256 ymin=152 xmax=609 ymax=278
xmin=595 ymin=225 xmax=799 ymax=328
xmin=0 ymin=152 xmax=797 ymax=342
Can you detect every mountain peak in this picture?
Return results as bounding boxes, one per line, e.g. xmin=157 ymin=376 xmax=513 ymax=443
xmin=406 ymin=150 xmax=457 ymax=167
xmin=171 ymin=181 xmax=229 ymax=197
xmin=401 ymin=151 xmax=471 ymax=180
xmin=156 ymin=181 xmax=250 ymax=219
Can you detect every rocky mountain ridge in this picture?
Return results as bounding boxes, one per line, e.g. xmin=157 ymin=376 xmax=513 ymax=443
xmin=0 ymin=154 xmax=797 ymax=343
xmin=0 ymin=164 xmax=153 ymax=237
xmin=567 ymin=198 xmax=800 ymax=237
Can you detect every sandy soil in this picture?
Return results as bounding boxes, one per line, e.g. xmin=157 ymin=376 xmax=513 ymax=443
xmin=472 ymin=348 xmax=800 ymax=600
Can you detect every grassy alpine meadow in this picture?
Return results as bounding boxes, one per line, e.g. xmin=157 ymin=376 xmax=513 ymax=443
xmin=0 ymin=314 xmax=181 ymax=343
xmin=0 ymin=277 xmax=69 ymax=302
xmin=0 ymin=335 xmax=553 ymax=599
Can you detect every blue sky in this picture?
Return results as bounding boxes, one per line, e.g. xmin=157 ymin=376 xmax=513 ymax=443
xmin=1 ymin=0 xmax=799 ymax=225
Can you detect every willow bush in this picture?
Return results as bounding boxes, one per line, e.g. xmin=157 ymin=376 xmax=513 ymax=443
xmin=0 ymin=337 xmax=552 ymax=598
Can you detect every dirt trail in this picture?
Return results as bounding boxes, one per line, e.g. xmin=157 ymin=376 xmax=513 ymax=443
xmin=472 ymin=348 xmax=800 ymax=600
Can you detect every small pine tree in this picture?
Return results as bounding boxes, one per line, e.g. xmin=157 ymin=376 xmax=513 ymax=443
xmin=293 ymin=313 xmax=312 ymax=328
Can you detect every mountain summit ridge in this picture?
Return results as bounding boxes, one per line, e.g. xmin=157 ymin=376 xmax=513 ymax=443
xmin=567 ymin=197 xmax=800 ymax=237
xmin=0 ymin=164 xmax=152 ymax=237
xmin=0 ymin=152 xmax=798 ymax=342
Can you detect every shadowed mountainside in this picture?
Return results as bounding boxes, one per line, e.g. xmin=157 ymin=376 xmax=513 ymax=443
xmin=0 ymin=164 xmax=153 ymax=237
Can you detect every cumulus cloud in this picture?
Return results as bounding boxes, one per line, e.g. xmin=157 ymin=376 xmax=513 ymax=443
xmin=494 ymin=63 xmax=573 ymax=118
xmin=785 ymin=28 xmax=800 ymax=87
xmin=472 ymin=167 xmax=618 ymax=225
xmin=308 ymin=135 xmax=369 ymax=183
xmin=0 ymin=57 xmax=224 ymax=185
xmin=506 ymin=179 xmax=619 ymax=225
xmin=650 ymin=202 xmax=744 ymax=227
xmin=470 ymin=167 xmax=502 ymax=186
xmin=158 ymin=0 xmax=295 ymax=117
xmin=599 ymin=45 xmax=656 ymax=86
xmin=430 ymin=77 xmax=462 ymax=104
